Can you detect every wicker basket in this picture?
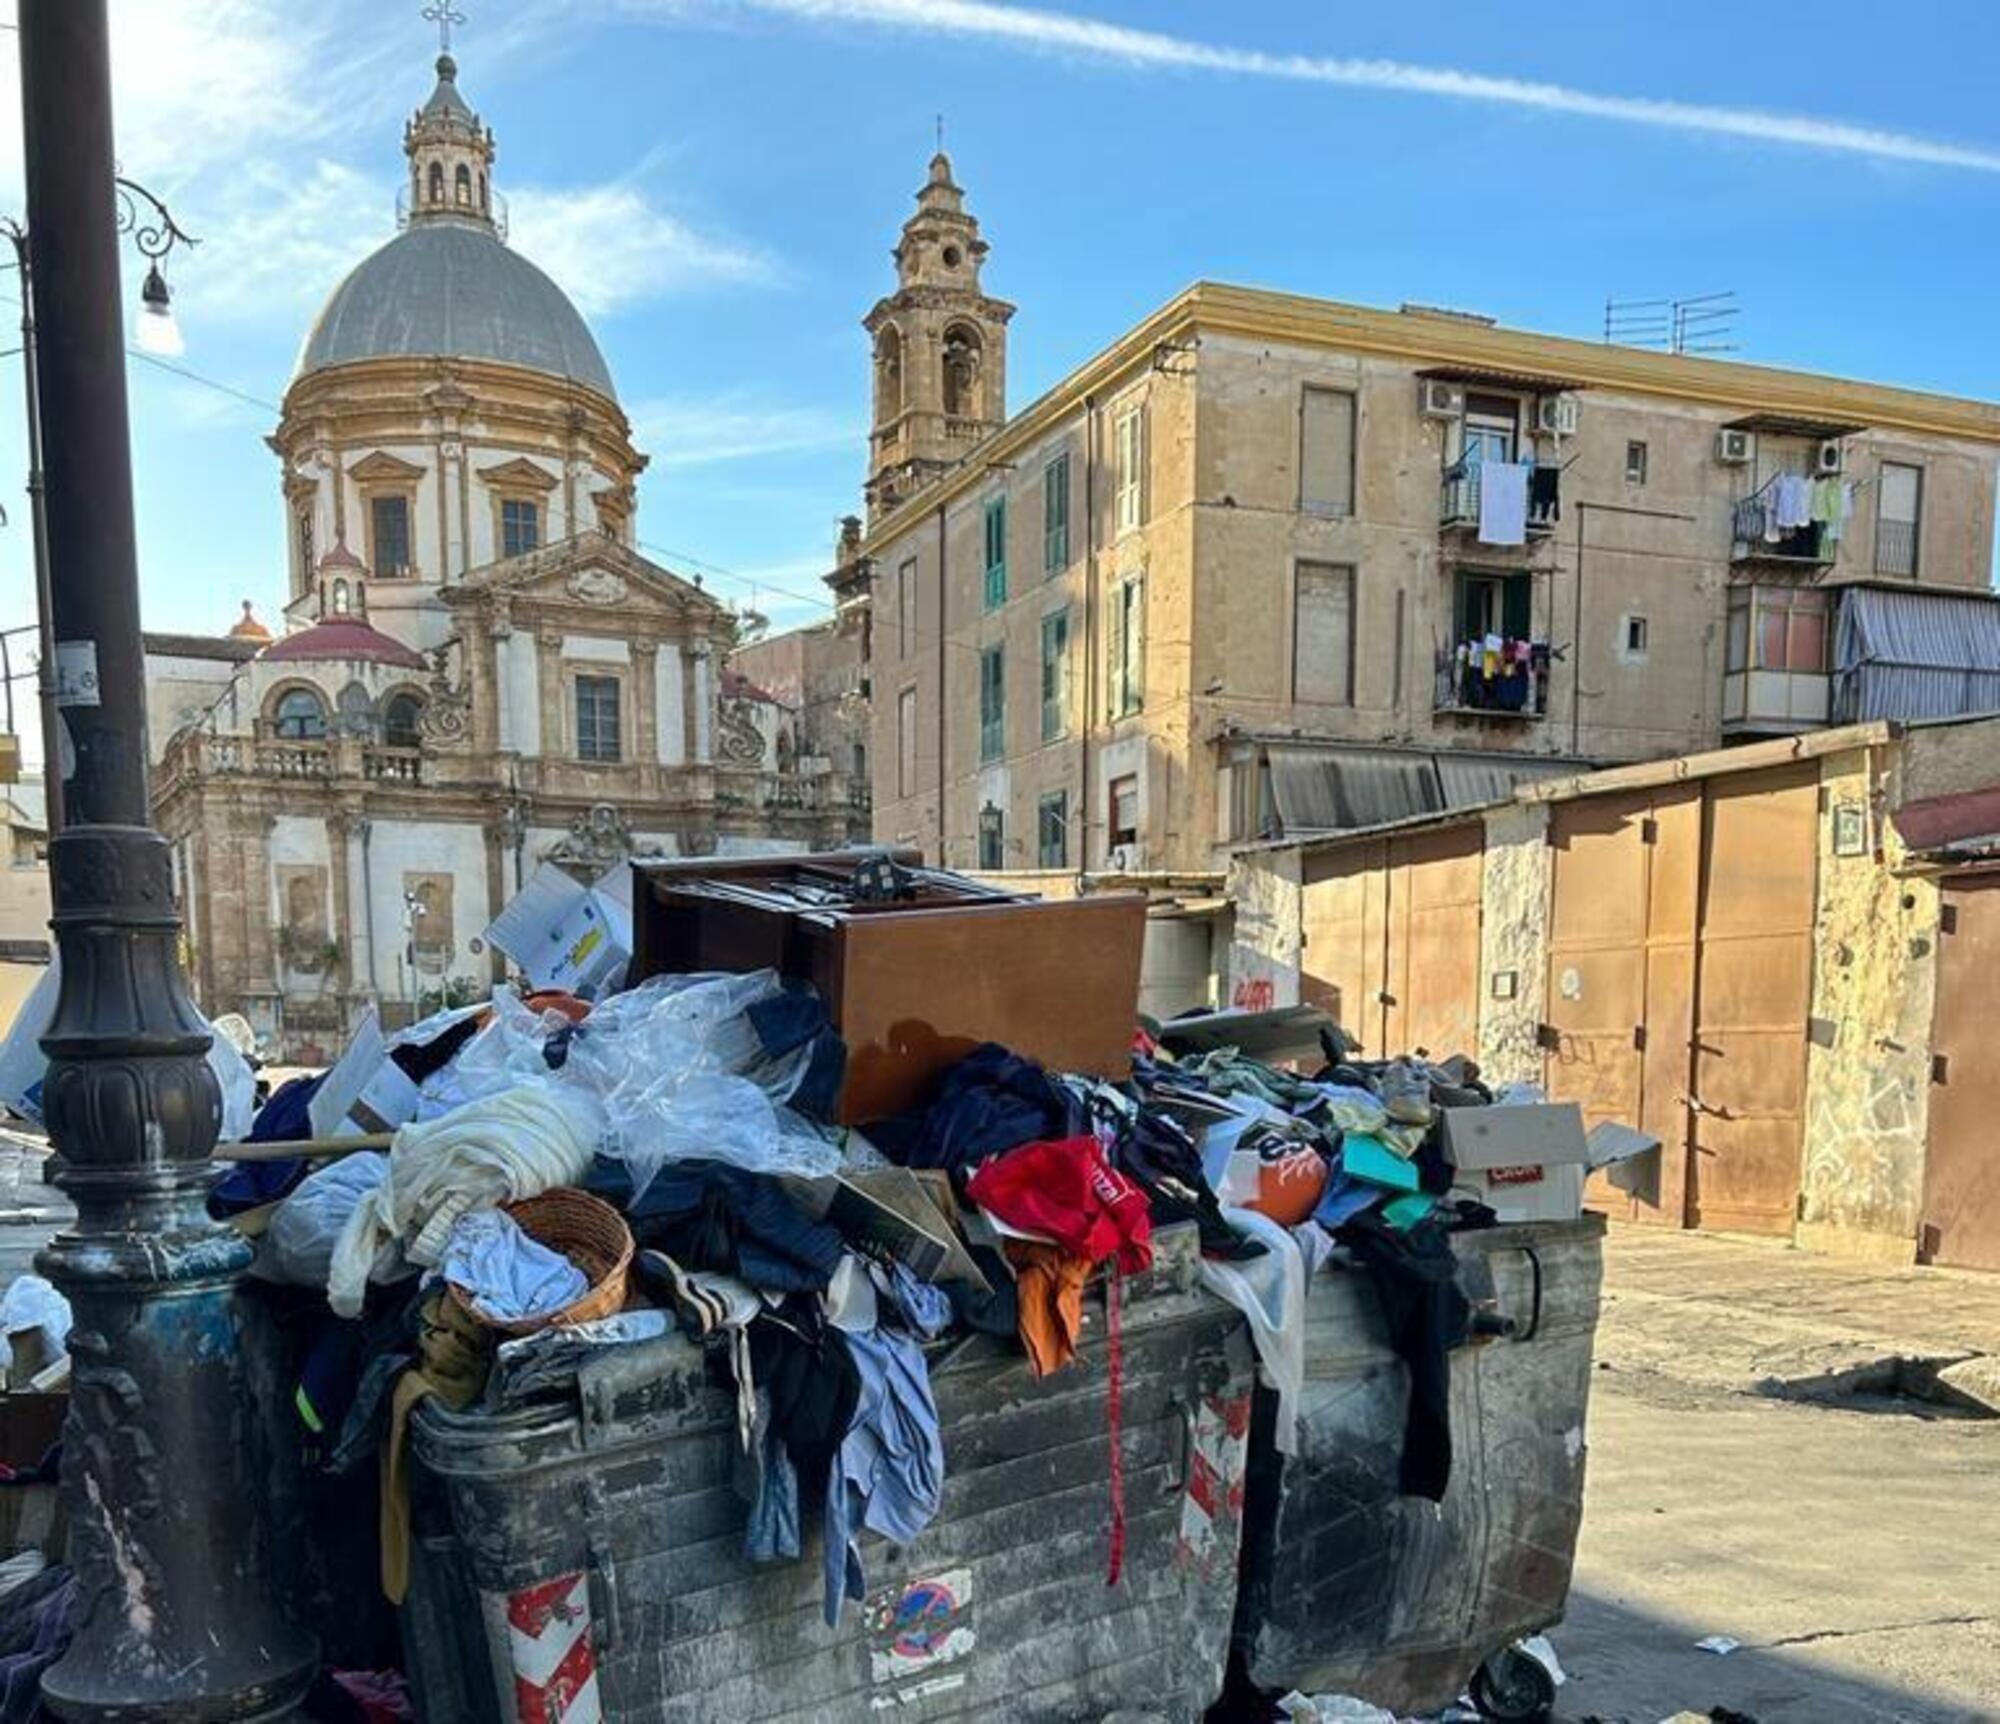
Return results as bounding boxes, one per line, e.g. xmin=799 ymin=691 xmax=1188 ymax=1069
xmin=448 ymin=1188 xmax=634 ymax=1336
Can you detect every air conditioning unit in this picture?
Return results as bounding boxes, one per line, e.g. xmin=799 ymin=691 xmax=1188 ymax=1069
xmin=1815 ymin=439 xmax=1844 ymax=476
xmin=1535 ymin=394 xmax=1580 ymax=437
xmin=1714 ymin=429 xmax=1754 ymax=466
xmin=1418 ymin=379 xmax=1464 ymax=421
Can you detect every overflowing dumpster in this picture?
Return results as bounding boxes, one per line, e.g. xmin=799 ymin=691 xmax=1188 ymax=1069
xmin=145 ymin=848 xmax=1614 ymax=1722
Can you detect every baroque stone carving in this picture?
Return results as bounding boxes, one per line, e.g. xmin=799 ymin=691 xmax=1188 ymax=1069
xmin=542 ymin=803 xmax=663 ymax=874
xmin=567 ymin=567 xmax=629 ymax=606
xmin=420 ymin=642 xmax=471 ymax=744
xmin=716 ymin=699 xmax=766 ymax=765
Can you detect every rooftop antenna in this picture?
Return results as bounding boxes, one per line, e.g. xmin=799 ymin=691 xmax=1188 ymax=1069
xmin=423 ymin=2 xmax=466 ymax=53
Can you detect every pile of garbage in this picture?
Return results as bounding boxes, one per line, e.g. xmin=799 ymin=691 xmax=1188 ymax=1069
xmin=184 ymin=946 xmax=1605 ymax=1639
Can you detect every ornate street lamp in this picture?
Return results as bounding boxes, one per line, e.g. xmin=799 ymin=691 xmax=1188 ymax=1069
xmin=17 ymin=3 xmax=315 ymax=1717
xmin=2 ymin=174 xmax=195 ymax=831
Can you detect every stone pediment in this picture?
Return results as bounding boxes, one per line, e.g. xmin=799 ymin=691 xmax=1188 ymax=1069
xmin=475 ymin=456 xmax=560 ymax=493
xmin=349 ymin=449 xmax=427 ymax=482
xmin=456 ymin=529 xmax=723 ymax=619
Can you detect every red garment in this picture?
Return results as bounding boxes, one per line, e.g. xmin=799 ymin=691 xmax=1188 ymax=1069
xmin=967 ymin=1136 xmax=1154 ymax=1273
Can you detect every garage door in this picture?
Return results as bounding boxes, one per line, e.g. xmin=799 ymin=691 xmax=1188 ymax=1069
xmin=1921 ymin=876 xmax=2000 ymax=1272
xmin=1300 ymin=825 xmax=1482 ymax=1060
xmin=1685 ymin=764 xmax=1818 ymax=1236
xmin=1542 ymin=786 xmax=1699 ymax=1224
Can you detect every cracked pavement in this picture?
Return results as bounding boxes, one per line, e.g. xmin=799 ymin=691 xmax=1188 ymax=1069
xmin=1550 ymin=1226 xmax=2000 ymax=1723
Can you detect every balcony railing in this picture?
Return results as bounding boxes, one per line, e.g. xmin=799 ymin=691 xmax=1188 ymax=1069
xmin=364 ymin=747 xmax=423 ymax=784
xmin=253 ymin=739 xmax=335 ymax=778
xmin=1732 ymin=496 xmax=1832 ymax=566
xmin=1874 ymin=517 xmax=1919 ymax=578
xmin=1439 ymin=459 xmax=1560 ymax=540
xmin=1436 ymin=640 xmax=1549 ymax=719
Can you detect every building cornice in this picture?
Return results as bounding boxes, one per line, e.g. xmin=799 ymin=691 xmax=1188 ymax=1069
xmin=862 ymin=280 xmax=2000 ymax=556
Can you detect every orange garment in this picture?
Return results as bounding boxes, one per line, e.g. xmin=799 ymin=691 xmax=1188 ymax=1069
xmin=1004 ymin=1240 xmax=1091 ymax=1377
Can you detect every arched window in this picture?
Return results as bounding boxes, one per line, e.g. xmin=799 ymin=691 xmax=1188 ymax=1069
xmin=427 ymin=162 xmax=445 ymax=205
xmin=478 ymin=172 xmax=488 ymax=211
xmin=382 ymin=692 xmax=424 ymax=750
xmin=330 ymin=578 xmax=350 ymax=616
xmin=272 ymin=689 xmax=327 ymax=741
xmin=942 ymin=325 xmax=982 ymax=420
xmin=455 ymin=164 xmax=472 ymax=206
xmin=873 ymin=325 xmax=904 ymax=424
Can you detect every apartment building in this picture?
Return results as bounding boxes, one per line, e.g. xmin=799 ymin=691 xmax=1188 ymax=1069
xmin=855 ymin=206 xmax=2000 ymax=874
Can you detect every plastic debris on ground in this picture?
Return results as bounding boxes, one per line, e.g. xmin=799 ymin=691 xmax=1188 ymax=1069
xmin=1694 ymin=1634 xmax=1743 ymax=1656
xmin=1275 ymin=1692 xmax=1398 ymax=1724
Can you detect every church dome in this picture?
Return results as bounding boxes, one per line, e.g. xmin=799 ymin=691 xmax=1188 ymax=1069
xmin=295 ymin=222 xmax=616 ymax=400
xmin=262 ymin=616 xmax=428 ymax=670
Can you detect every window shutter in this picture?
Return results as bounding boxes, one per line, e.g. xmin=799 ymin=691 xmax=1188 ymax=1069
xmin=1300 ymin=388 xmax=1356 ymax=515
xmin=1292 ymin=563 xmax=1354 ymax=704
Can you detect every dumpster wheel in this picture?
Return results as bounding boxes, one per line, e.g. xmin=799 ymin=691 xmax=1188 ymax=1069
xmin=1469 ymin=1644 xmax=1556 ymax=1722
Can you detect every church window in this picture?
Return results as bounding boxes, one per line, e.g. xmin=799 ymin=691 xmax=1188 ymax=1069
xmin=330 ymin=579 xmax=350 ymax=615
xmin=382 ymin=693 xmax=424 ymax=749
xmin=295 ymin=509 xmax=314 ymax=584
xmin=479 ymin=171 xmax=488 ymax=211
xmin=575 ymin=674 xmax=622 ymax=763
xmin=942 ymin=325 xmax=981 ymax=420
xmin=455 ymin=164 xmax=472 ymax=206
xmin=272 ymin=689 xmax=327 ymax=741
xmin=371 ymin=494 xmax=412 ymax=578
xmin=428 ymin=162 xmax=444 ymax=205
xmin=874 ymin=326 xmax=904 ymax=424
xmin=501 ymin=498 xmax=541 ymax=559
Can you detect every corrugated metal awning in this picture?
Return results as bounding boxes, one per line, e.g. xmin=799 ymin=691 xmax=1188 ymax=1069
xmin=1416 ymin=363 xmax=1583 ymax=393
xmin=1267 ymin=744 xmax=1582 ymax=836
xmin=1833 ymin=585 xmax=2000 ymax=723
xmin=1724 ymin=412 xmax=1868 ymax=438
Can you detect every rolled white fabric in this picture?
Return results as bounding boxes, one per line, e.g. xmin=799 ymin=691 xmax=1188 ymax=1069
xmin=327 ymin=1082 xmax=604 ymax=1318
xmin=1199 ymin=1205 xmax=1307 ymax=1457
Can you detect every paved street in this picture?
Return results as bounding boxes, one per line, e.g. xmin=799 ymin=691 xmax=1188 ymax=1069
xmin=1553 ymin=1227 xmax=2000 ymax=1724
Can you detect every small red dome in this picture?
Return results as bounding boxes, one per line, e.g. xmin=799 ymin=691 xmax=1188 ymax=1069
xmin=261 ymin=616 xmax=427 ymax=669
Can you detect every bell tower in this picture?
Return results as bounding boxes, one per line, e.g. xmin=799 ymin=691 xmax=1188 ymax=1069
xmin=404 ymin=51 xmax=497 ymax=231
xmin=863 ymin=152 xmax=1014 ymax=523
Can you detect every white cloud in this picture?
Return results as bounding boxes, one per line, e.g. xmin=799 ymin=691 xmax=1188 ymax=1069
xmin=631 ymin=390 xmax=855 ymax=464
xmin=507 ymin=184 xmax=775 ymax=317
xmin=662 ymin=0 xmax=2000 ymax=174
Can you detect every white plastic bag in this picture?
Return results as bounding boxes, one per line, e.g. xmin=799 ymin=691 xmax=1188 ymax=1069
xmin=0 ymin=1274 xmax=70 ymax=1382
xmin=260 ymin=1152 xmax=396 ymax=1288
xmin=0 ymin=955 xmax=254 ymax=1140
xmin=557 ymin=970 xmax=835 ymax=1196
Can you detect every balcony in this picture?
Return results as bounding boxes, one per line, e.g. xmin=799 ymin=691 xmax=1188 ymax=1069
xmin=1439 ymin=459 xmax=1560 ymax=544
xmin=1873 ymin=517 xmax=1919 ymax=579
xmin=1436 ymin=640 xmax=1549 ymax=720
xmin=363 ymin=746 xmax=423 ymax=784
xmin=1731 ymin=476 xmax=1837 ymax=569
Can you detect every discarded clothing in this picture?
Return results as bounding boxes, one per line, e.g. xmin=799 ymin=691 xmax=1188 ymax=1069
xmin=0 ymin=1564 xmax=75 ymax=1724
xmin=1200 ymin=1206 xmax=1305 ymax=1455
xmin=1005 ymin=1239 xmax=1090 ymax=1376
xmin=209 ymin=1072 xmax=326 ymax=1217
xmin=739 ymin=1386 xmax=802 ymax=1564
xmin=750 ymin=1298 xmax=860 ymax=1507
xmin=822 ymin=1268 xmax=948 ymax=1625
xmin=329 ymin=1084 xmax=603 ymax=1317
xmin=492 ymin=1310 xmax=673 ymax=1406
xmin=966 ymin=1137 xmax=1154 ymax=1274
xmin=440 ymin=1207 xmax=587 ymax=1326
xmin=744 ymin=981 xmax=847 ymax=1123
xmin=1100 ymin=1094 xmax=1245 ymax=1257
xmin=598 ymin=1158 xmax=844 ymax=1293
xmin=866 ymin=1042 xmax=1084 ymax=1171
xmin=381 ymin=1290 xmax=495 ymax=1602
xmin=1337 ymin=1211 xmax=1472 ymax=1501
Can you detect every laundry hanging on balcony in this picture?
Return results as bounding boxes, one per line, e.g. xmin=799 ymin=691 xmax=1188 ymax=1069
xmin=1811 ymin=476 xmax=1854 ymax=545
xmin=1477 ymin=460 xmax=1529 ymax=545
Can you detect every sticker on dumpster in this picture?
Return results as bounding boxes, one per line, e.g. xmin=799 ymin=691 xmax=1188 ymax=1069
xmin=867 ymin=1568 xmax=974 ymax=1706
xmin=1176 ymin=1390 xmax=1252 ymax=1581
xmin=1487 ymin=1164 xmax=1547 ymax=1187
xmin=484 ymin=1571 xmax=600 ymax=1724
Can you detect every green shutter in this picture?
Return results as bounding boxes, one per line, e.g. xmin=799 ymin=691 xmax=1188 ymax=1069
xmin=1044 ymin=456 xmax=1069 ymax=573
xmin=984 ymin=497 xmax=1007 ymax=609
xmin=1503 ymin=574 xmax=1532 ymax=640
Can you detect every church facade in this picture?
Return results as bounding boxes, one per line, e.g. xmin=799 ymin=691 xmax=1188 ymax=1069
xmin=148 ymin=46 xmax=866 ymax=1059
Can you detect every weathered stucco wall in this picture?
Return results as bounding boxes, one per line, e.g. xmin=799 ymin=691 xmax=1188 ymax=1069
xmin=1476 ymin=801 xmax=1552 ymax=1087
xmin=1225 ymin=846 xmax=1302 ymax=1011
xmin=1797 ymin=746 xmax=1941 ymax=1262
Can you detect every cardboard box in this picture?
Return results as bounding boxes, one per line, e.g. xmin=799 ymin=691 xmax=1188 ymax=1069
xmin=1442 ymin=1102 xmax=1590 ymax=1224
xmin=484 ymin=861 xmax=634 ymax=999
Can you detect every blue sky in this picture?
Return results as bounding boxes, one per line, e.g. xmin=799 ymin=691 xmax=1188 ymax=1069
xmin=1 ymin=0 xmax=1998 ymax=760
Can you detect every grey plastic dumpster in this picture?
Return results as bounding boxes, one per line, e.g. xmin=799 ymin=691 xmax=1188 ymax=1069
xmin=401 ymin=1225 xmax=1256 ymax=1722
xmin=1228 ymin=1215 xmax=1604 ymax=1716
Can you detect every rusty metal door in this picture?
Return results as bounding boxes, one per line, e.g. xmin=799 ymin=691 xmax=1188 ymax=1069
xmin=1686 ymin=764 xmax=1818 ymax=1235
xmin=1543 ymin=787 xmax=1700 ymax=1224
xmin=1383 ymin=826 xmax=1483 ymax=1062
xmin=1921 ymin=876 xmax=2000 ymax=1272
xmin=1301 ymin=840 xmax=1388 ymax=1050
